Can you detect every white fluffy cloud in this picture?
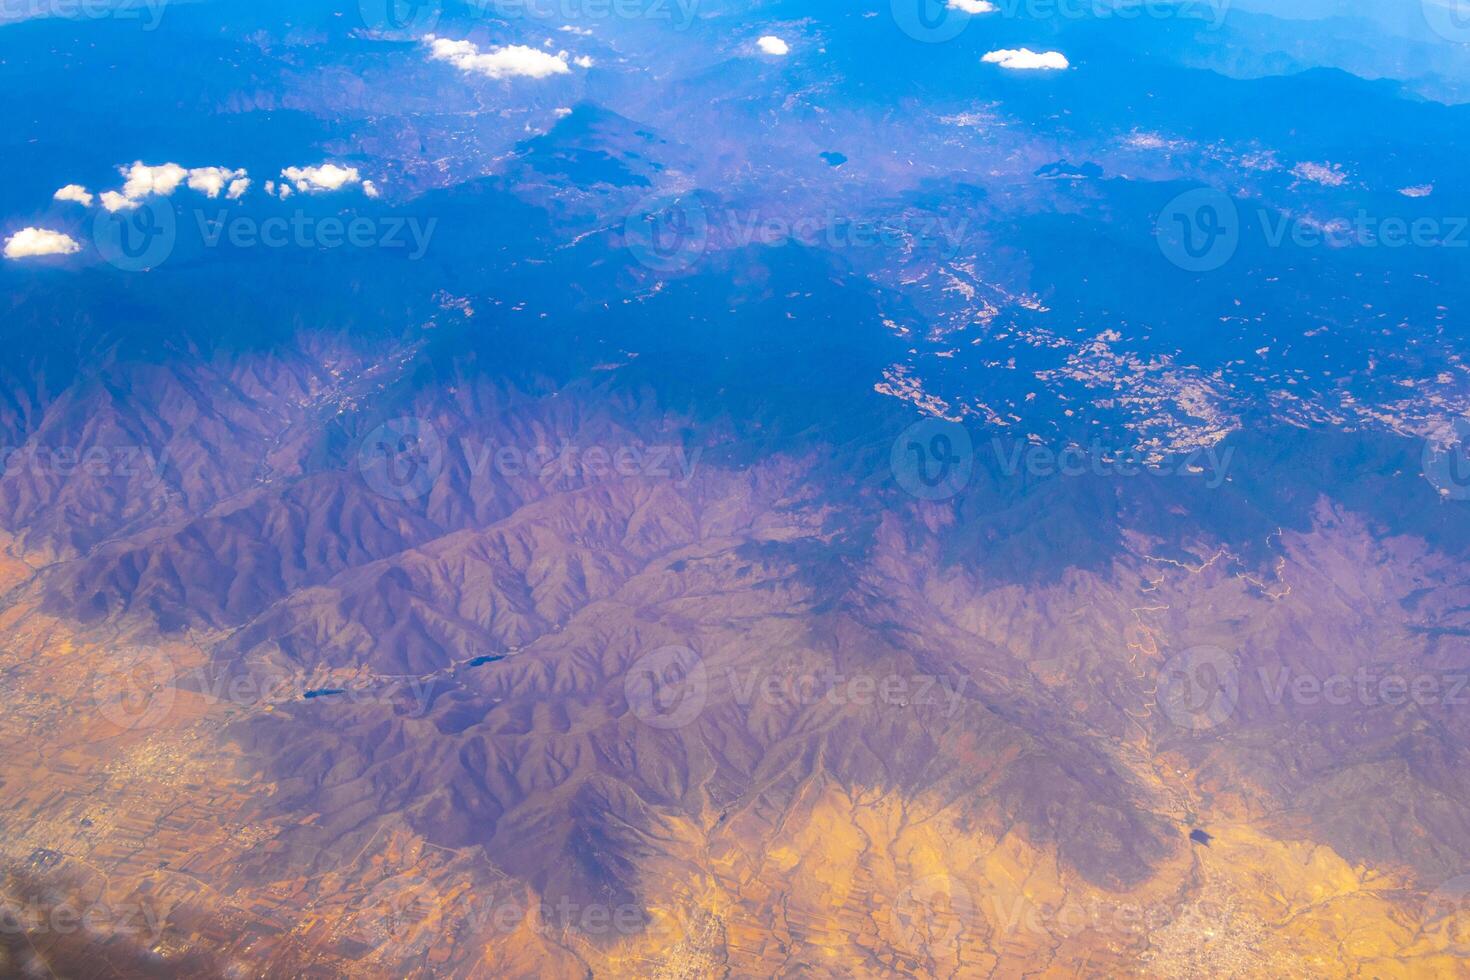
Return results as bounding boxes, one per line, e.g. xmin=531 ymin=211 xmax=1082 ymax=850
xmin=95 ymin=162 xmax=251 ymax=210
xmin=53 ymin=184 xmax=93 ymax=207
xmin=426 ymin=36 xmax=573 ymax=79
xmin=948 ymin=0 xmax=997 ymax=12
xmin=121 ymin=161 xmax=188 ymax=200
xmin=187 ymin=166 xmax=249 ymax=198
xmin=4 ymin=227 xmax=81 ymax=260
xmin=100 ymin=190 xmax=138 ymax=213
xmin=756 ymin=35 xmax=789 ymax=56
xmin=280 ymin=164 xmax=363 ymax=194
xmin=982 ymin=48 xmax=1069 ymax=70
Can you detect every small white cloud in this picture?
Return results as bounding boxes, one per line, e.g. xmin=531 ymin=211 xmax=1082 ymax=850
xmin=281 ymin=163 xmax=362 ymax=193
xmin=120 ymin=161 xmax=188 ymax=200
xmin=948 ymin=0 xmax=997 ymax=12
xmin=4 ymin=227 xmax=81 ymax=259
xmin=426 ymin=35 xmax=573 ymax=79
xmin=1399 ymin=184 xmax=1433 ymax=198
xmin=227 ymin=177 xmax=251 ymax=199
xmin=100 ymin=190 xmax=139 ymax=212
xmin=554 ymin=106 xmax=573 ymax=117
xmin=362 ymin=180 xmax=380 ymax=199
xmin=53 ymin=184 xmax=93 ymax=207
xmin=187 ymin=166 xmax=248 ymax=198
xmin=573 ymin=55 xmax=593 ymax=68
xmin=98 ymin=161 xmax=248 ymax=210
xmin=982 ymin=48 xmax=1069 ymax=70
xmin=756 ymin=35 xmax=789 ymax=56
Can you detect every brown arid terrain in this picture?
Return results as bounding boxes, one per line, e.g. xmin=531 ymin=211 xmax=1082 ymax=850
xmin=2 ymin=335 xmax=1470 ymax=978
